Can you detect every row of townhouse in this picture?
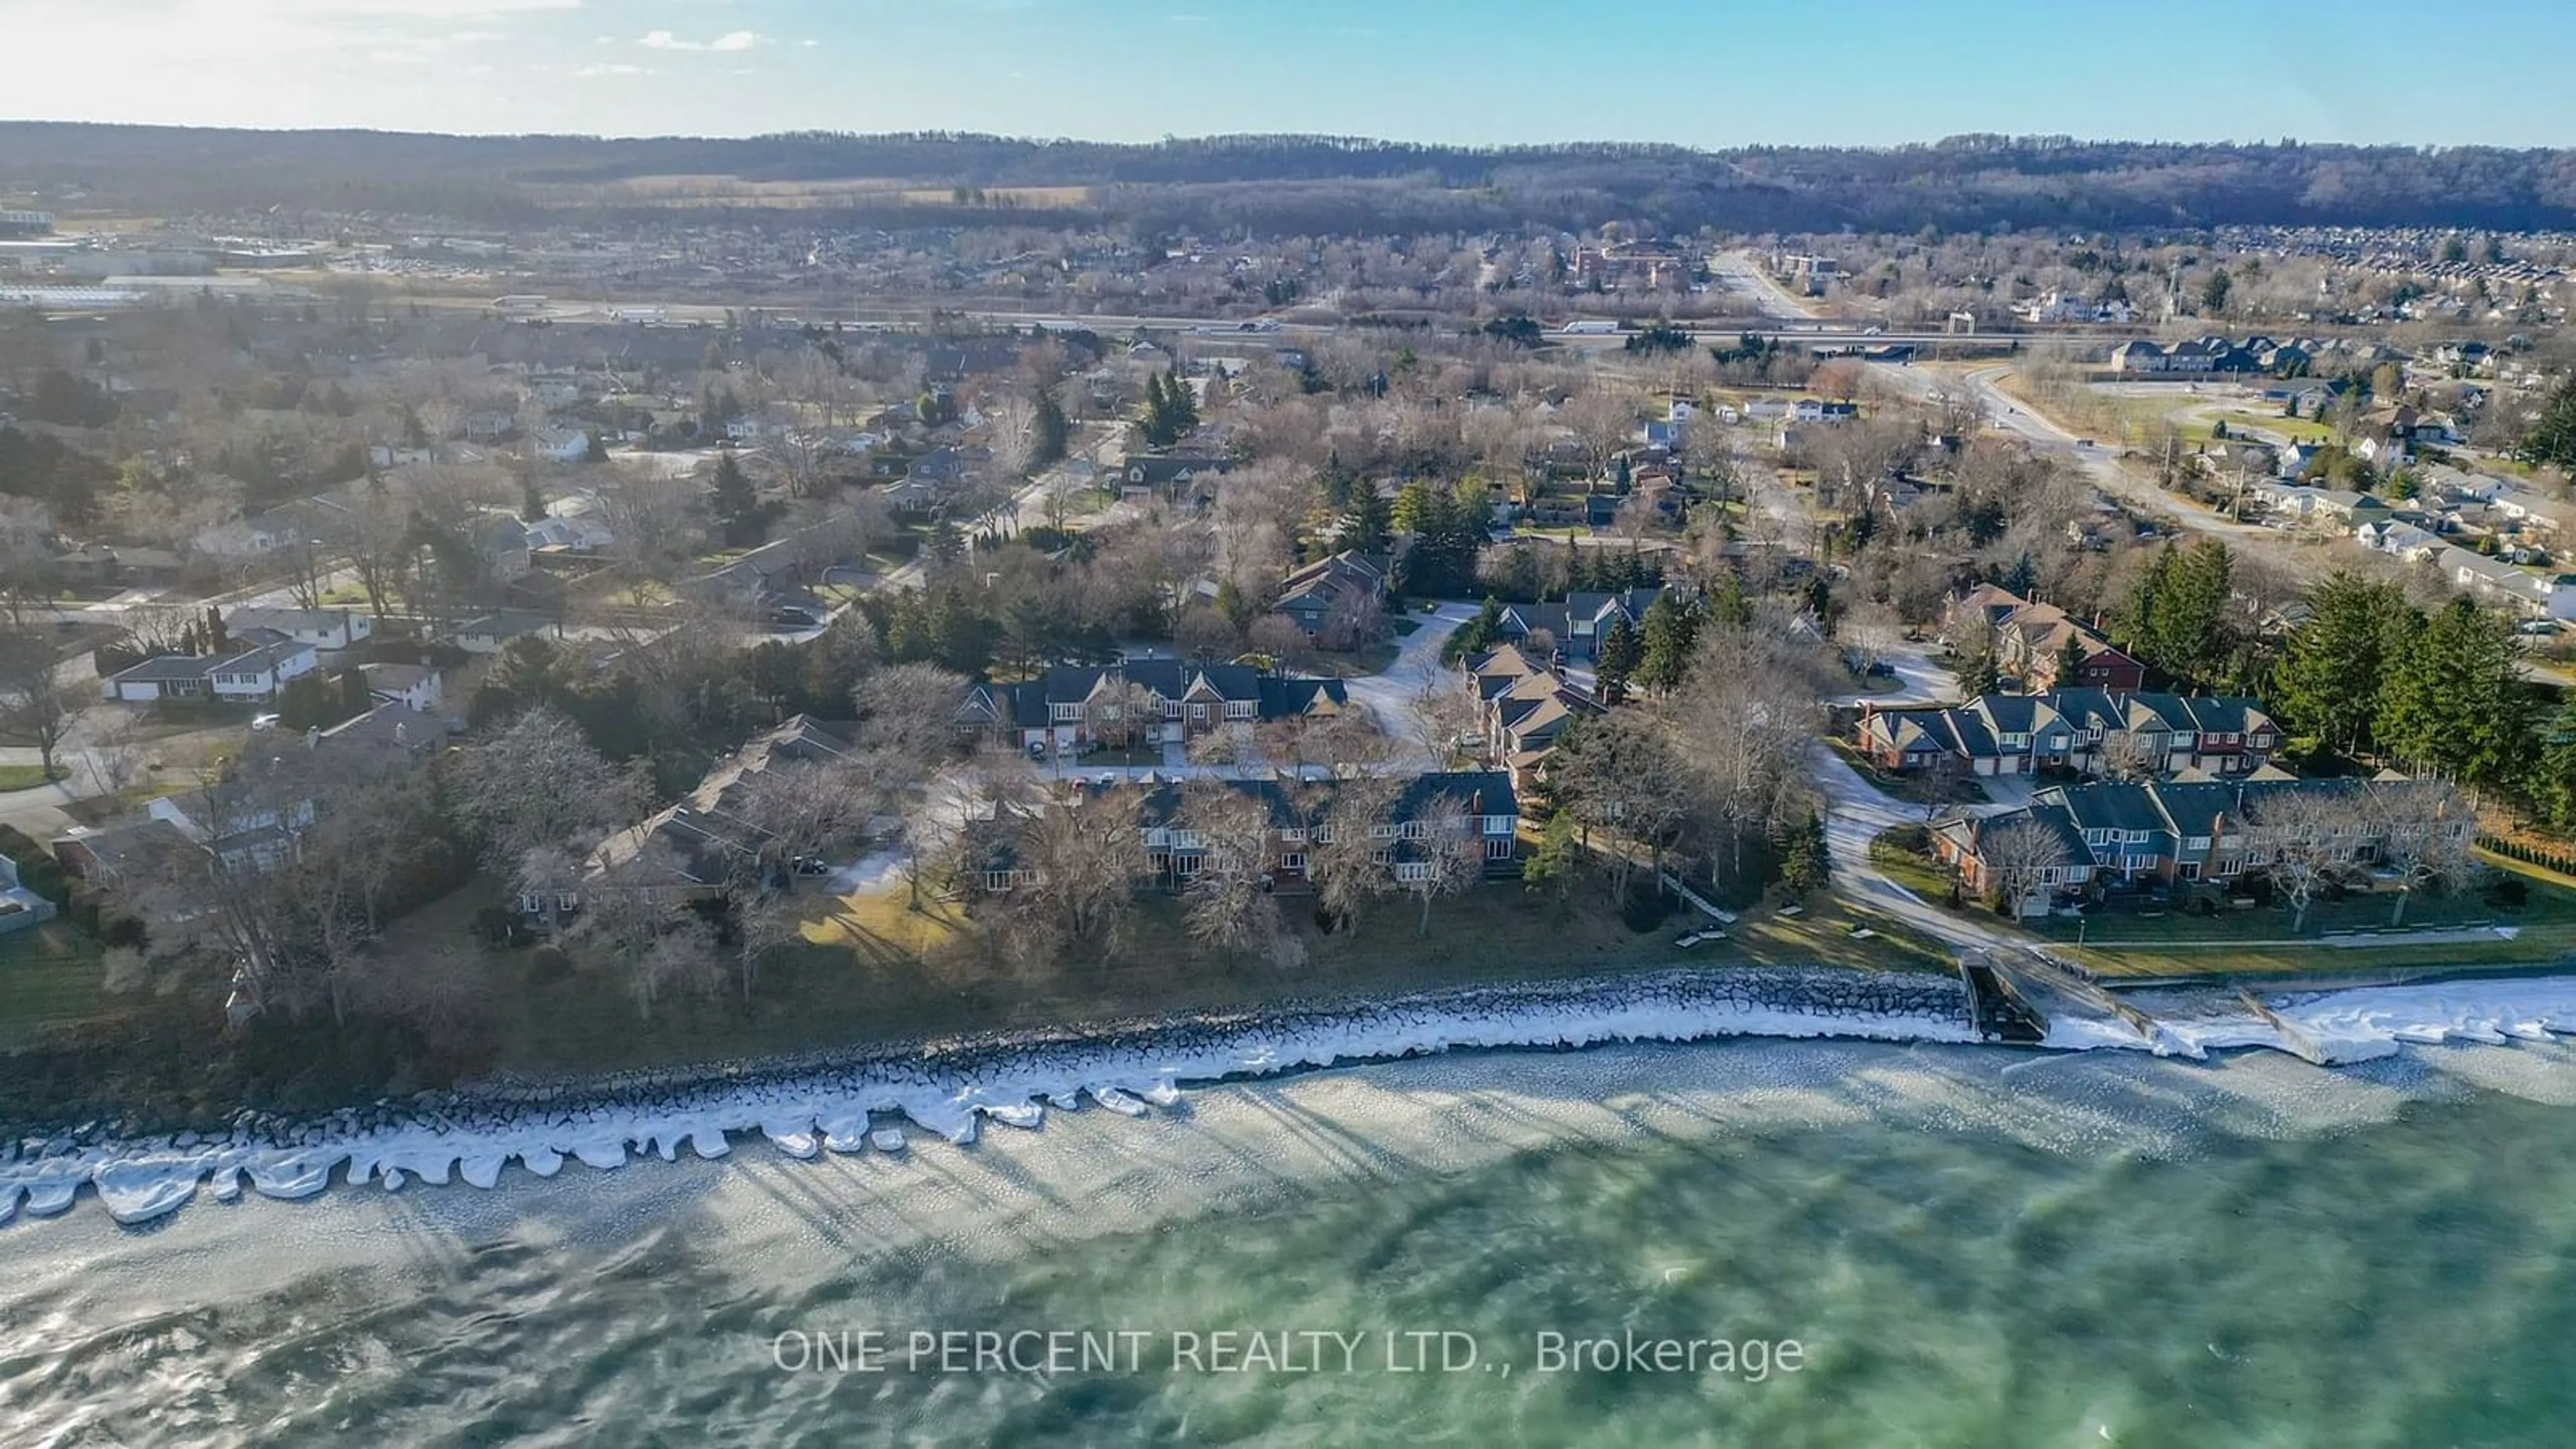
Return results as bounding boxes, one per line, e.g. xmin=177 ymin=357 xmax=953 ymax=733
xmin=1948 ymin=584 xmax=2145 ymax=692
xmin=1856 ymin=690 xmax=2282 ymax=780
xmin=959 ymin=770 xmax=1521 ymax=896
xmin=1491 ymin=586 xmax=1672 ymax=663
xmin=1931 ymin=775 xmax=2462 ymax=909
xmin=953 ymin=661 xmax=1352 ymax=755
xmin=1462 ymin=644 xmax=1601 ymax=790
xmin=539 ymin=716 xmax=870 ymax=925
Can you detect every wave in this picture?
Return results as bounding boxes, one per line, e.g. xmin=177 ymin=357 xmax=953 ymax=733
xmin=8 ymin=967 xmax=2576 ymax=1230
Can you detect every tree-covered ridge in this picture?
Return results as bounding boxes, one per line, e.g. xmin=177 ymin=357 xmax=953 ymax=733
xmin=6 ymin=125 xmax=2576 ymax=233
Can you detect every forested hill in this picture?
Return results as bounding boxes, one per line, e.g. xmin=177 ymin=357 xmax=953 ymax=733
xmin=5 ymin=124 xmax=2575 ymax=235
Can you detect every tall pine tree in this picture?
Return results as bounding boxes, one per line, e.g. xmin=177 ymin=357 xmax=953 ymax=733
xmin=2270 ymin=573 xmax=2420 ymax=758
xmin=2375 ymin=597 xmax=2531 ymax=786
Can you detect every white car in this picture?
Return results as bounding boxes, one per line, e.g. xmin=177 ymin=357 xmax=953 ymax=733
xmin=250 ymin=713 xmax=281 ymax=731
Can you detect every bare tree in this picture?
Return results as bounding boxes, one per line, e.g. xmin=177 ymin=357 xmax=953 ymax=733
xmin=449 ymin=706 xmax=641 ymax=871
xmin=1401 ymin=676 xmax=1480 ymax=767
xmin=1397 ymin=790 xmax=1489 ymax=935
xmin=1015 ymin=787 xmax=1148 ymax=957
xmin=853 ymin=661 xmax=969 ymax=768
xmin=2363 ymin=779 xmax=2477 ymax=927
xmin=0 ymin=627 xmax=80 ymax=782
xmin=2247 ymin=788 xmax=2367 ymax=932
xmin=987 ymin=394 xmax=1040 ymax=481
xmin=2097 ymin=729 xmax=2165 ymax=783
xmin=1307 ymin=773 xmax=1402 ymax=930
xmin=1177 ymin=784 xmax=1284 ymax=956
xmin=1975 ymin=816 xmax=2072 ymax=918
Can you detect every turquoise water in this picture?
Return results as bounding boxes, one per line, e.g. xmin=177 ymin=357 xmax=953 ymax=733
xmin=7 ymin=1038 xmax=2576 ymax=1446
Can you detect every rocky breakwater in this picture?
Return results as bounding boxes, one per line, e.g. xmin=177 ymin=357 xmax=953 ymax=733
xmin=0 ymin=967 xmax=1977 ymax=1230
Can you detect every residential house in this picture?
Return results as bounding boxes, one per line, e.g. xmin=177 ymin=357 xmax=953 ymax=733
xmin=455 ymin=611 xmax=564 ymax=654
xmin=969 ymin=769 xmax=1520 ymax=896
xmin=1462 ymin=645 xmax=1602 ymax=787
xmin=1931 ymin=775 xmax=2445 ymax=911
xmin=1271 ymin=551 xmax=1390 ymax=642
xmin=1494 ymin=586 xmax=1670 ymax=662
xmin=547 ymin=716 xmax=867 ymax=924
xmin=990 ymin=660 xmax=1350 ymax=755
xmin=2438 ymin=545 xmax=2576 ymax=620
xmin=1950 ymin=589 xmax=2145 ymax=692
xmin=100 ymin=633 xmax=321 ymax=703
xmin=228 ymin=607 xmax=372 ymax=662
xmin=358 ymin=661 xmax=442 ymax=712
xmin=1118 ymin=453 xmax=1230 ymax=501
xmin=1857 ymin=690 xmax=2279 ymax=780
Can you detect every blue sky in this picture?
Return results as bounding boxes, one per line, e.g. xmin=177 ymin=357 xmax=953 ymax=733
xmin=5 ymin=0 xmax=2573 ymax=147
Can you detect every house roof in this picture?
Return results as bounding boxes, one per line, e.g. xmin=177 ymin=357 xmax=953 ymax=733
xmin=229 ymin=607 xmax=356 ymax=638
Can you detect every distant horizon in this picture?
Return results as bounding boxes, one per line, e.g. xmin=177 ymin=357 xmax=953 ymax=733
xmin=3 ymin=0 xmax=2574 ymax=150
xmin=1 ymin=117 xmax=2565 ymax=158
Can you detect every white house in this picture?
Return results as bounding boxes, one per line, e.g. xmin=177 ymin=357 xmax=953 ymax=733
xmin=358 ymin=661 xmax=442 ymax=712
xmin=529 ymin=427 xmax=592 ymax=462
xmin=227 ymin=608 xmax=372 ymax=659
xmin=455 ymin=611 xmax=561 ymax=654
xmin=101 ymin=637 xmax=319 ymax=702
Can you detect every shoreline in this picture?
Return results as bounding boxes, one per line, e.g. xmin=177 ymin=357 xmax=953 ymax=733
xmin=11 ymin=965 xmax=2576 ymax=1230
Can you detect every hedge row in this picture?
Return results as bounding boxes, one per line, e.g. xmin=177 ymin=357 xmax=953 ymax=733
xmin=2481 ymin=835 xmax=2576 ymax=878
xmin=0 ymin=822 xmax=72 ymax=910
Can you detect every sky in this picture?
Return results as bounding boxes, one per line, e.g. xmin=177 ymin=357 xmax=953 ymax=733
xmin=5 ymin=0 xmax=2575 ymax=148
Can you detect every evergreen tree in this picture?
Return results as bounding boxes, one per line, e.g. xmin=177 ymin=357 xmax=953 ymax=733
xmin=2375 ymin=597 xmax=2532 ymax=786
xmin=2530 ymin=704 xmax=2576 ymax=833
xmin=2518 ymin=376 xmax=2576 ymax=472
xmin=1522 ymin=810 xmax=1580 ymax=902
xmin=1595 ymin=616 xmax=1642 ymax=704
xmin=710 ymin=451 xmax=767 ymax=547
xmin=1634 ymin=594 xmax=1703 ymax=696
xmin=1032 ymin=394 xmax=1070 ymax=468
xmin=1705 ymin=570 xmax=1754 ymax=629
xmin=1347 ymin=487 xmax=1393 ymax=553
xmin=2270 ymin=573 xmax=2421 ymax=757
xmin=1779 ymin=811 xmax=1832 ymax=894
xmin=1956 ymin=644 xmax=2003 ymax=698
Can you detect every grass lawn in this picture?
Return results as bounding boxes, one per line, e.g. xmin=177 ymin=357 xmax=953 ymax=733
xmin=0 ymin=764 xmax=65 ymax=792
xmin=0 ymin=923 xmax=109 ymax=1052
xmin=1315 ymin=642 xmax=1401 ymax=678
xmin=471 ymin=873 xmax=1949 ymax=1080
xmin=2193 ymin=411 xmax=2334 ymax=445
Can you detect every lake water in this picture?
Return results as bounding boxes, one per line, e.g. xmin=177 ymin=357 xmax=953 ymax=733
xmin=7 ymin=1036 xmax=2576 ymax=1446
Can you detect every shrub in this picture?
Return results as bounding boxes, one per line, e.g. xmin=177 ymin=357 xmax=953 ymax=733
xmin=1619 ymin=883 xmax=1674 ymax=933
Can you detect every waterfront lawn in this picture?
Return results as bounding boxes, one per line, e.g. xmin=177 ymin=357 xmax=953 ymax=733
xmin=0 ymin=923 xmax=110 ymax=1051
xmin=2051 ymin=858 xmax=2576 ymax=979
xmin=479 ymin=874 xmax=1949 ymax=1079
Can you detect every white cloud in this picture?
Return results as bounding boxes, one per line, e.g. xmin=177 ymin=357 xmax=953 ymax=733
xmin=641 ymin=28 xmax=767 ymax=52
xmin=574 ymin=62 xmax=651 ymax=78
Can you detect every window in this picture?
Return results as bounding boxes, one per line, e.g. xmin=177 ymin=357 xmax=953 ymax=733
xmin=2180 ymin=862 xmax=2202 ymax=880
xmin=1400 ymin=820 xmax=1429 ymax=840
xmin=1371 ymin=823 xmax=1399 ymax=840
xmin=1173 ymin=855 xmax=1203 ymax=877
xmin=1051 ymin=702 xmax=1082 ymax=722
xmin=2085 ymin=828 xmax=2110 ymax=845
xmin=1394 ymin=861 xmax=1431 ymax=883
xmin=1485 ymin=837 xmax=1515 ymax=860
xmin=1280 ymin=853 xmax=1307 ymax=872
xmin=1225 ymin=700 xmax=1255 ymax=719
xmin=2186 ymin=836 xmax=2211 ymax=851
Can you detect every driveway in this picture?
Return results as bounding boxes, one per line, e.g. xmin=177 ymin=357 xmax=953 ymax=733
xmin=1831 ymin=643 xmax=1956 ymax=707
xmin=1342 ymin=602 xmax=1478 ymax=761
xmin=1809 ymin=741 xmax=2011 ymax=955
